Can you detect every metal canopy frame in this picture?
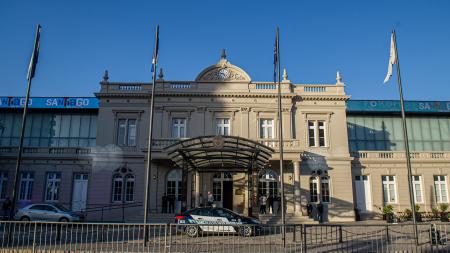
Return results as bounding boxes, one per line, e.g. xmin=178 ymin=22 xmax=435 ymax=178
xmin=165 ymin=135 xmax=274 ymax=215
xmin=165 ymin=135 xmax=274 ymax=173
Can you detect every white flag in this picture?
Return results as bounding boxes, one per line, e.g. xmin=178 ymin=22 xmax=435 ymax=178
xmin=383 ymin=32 xmax=397 ymax=83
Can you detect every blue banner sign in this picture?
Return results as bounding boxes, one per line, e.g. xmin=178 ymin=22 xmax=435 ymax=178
xmin=0 ymin=97 xmax=99 ymax=109
xmin=347 ymin=100 xmax=450 ymax=113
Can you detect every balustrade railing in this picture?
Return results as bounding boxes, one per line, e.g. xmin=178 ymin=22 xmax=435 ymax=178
xmin=352 ymin=151 xmax=450 ymax=160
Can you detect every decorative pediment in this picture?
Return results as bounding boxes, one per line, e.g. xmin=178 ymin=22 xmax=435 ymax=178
xmin=195 ymin=58 xmax=251 ymax=82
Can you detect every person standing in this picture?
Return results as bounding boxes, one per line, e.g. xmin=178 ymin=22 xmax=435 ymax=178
xmin=259 ymin=195 xmax=267 ymax=214
xmin=162 ymin=194 xmax=168 ymax=213
xmin=267 ymin=194 xmax=274 ymax=214
xmin=2 ymin=197 xmax=12 ymax=220
xmin=317 ymin=202 xmax=324 ymax=223
xmin=168 ymin=195 xmax=175 ymax=213
xmin=207 ymin=191 xmax=214 ymax=207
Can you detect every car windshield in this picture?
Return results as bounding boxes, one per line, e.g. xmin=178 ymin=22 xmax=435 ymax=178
xmin=52 ymin=204 xmax=70 ymax=212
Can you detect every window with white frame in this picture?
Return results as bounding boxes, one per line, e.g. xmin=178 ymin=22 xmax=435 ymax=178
xmin=172 ymin=118 xmax=186 ymax=138
xmin=0 ymin=172 xmax=7 ymax=199
xmin=19 ymin=172 xmax=34 ymax=201
xmin=434 ymin=175 xmax=448 ymax=203
xmin=216 ymin=118 xmax=230 ymax=136
xmin=412 ymin=175 xmax=423 ymax=203
xmin=260 ymin=119 xmax=274 ymax=139
xmin=112 ymin=174 xmax=123 ymax=202
xmin=321 ymin=176 xmax=331 ymax=203
xmin=124 ymin=174 xmax=135 ymax=202
xmin=310 ymin=177 xmax=318 ymax=202
xmin=167 ymin=169 xmax=182 ymax=201
xmin=45 ymin=172 xmax=61 ymax=201
xmin=112 ymin=172 xmax=135 ymax=203
xmin=117 ymin=119 xmax=137 ymax=146
xmin=258 ymin=170 xmax=278 ymax=197
xmin=382 ymin=175 xmax=397 ymax=203
xmin=308 ymin=120 xmax=327 ymax=147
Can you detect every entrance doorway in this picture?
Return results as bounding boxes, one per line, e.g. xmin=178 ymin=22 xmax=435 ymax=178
xmin=222 ymin=181 xmax=233 ymax=210
xmin=355 ymin=175 xmax=372 ymax=212
xmin=72 ymin=174 xmax=88 ymax=211
xmin=212 ymin=172 xmax=233 ymax=209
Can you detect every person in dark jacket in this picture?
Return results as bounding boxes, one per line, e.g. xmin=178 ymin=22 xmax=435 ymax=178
xmin=162 ymin=194 xmax=168 ymax=213
xmin=267 ymin=194 xmax=274 ymax=214
xmin=2 ymin=197 xmax=12 ymax=220
xmin=317 ymin=202 xmax=324 ymax=223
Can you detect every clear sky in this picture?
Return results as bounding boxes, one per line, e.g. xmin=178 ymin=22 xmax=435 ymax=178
xmin=1 ymin=0 xmax=449 ymax=100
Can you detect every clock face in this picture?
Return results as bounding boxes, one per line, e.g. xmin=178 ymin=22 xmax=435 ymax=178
xmin=217 ymin=68 xmax=230 ymax=79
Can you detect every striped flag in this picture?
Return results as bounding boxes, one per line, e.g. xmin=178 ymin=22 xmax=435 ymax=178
xmin=27 ymin=25 xmax=42 ymax=81
xmin=151 ymin=25 xmax=159 ymax=73
xmin=273 ymin=29 xmax=279 ymax=82
xmin=383 ymin=31 xmax=397 ymax=83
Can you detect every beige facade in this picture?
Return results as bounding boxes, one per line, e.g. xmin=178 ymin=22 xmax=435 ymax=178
xmin=90 ymin=55 xmax=355 ymax=222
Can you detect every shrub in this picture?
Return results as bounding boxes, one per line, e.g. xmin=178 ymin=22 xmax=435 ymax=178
xmin=439 ymin=203 xmax=449 ymax=213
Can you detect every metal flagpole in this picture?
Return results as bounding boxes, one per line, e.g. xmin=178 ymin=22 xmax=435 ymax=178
xmin=144 ymin=25 xmax=159 ymax=244
xmin=392 ymin=30 xmax=419 ymax=245
xmin=275 ymin=26 xmax=286 ymax=248
xmin=10 ymin=24 xmax=41 ymax=220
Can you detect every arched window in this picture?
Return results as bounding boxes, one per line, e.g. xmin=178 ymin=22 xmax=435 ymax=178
xmin=212 ymin=172 xmax=233 ymax=202
xmin=309 ymin=177 xmax=318 ymax=202
xmin=112 ymin=174 xmax=123 ymax=202
xmin=258 ymin=170 xmax=278 ymax=197
xmin=125 ymin=174 xmax=135 ymax=202
xmin=111 ymin=167 xmax=135 ymax=203
xmin=167 ymin=169 xmax=182 ymax=201
xmin=321 ymin=176 xmax=331 ymax=203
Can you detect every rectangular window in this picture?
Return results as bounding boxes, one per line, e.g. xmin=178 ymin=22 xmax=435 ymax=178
xmin=19 ymin=172 xmax=34 ymax=201
xmin=308 ymin=120 xmax=326 ymax=147
xmin=0 ymin=172 xmax=7 ymax=199
xmin=172 ymin=118 xmax=186 ymax=138
xmin=117 ymin=119 xmax=137 ymax=146
xmin=260 ymin=119 xmax=274 ymax=139
xmin=310 ymin=177 xmax=318 ymax=202
xmin=412 ymin=175 xmax=423 ymax=203
xmin=112 ymin=175 xmax=123 ymax=202
xmin=318 ymin=121 xmax=326 ymax=147
xmin=124 ymin=175 xmax=135 ymax=202
xmin=434 ymin=175 xmax=448 ymax=203
xmin=308 ymin=121 xmax=316 ymax=146
xmin=213 ymin=181 xmax=222 ymax=201
xmin=382 ymin=175 xmax=397 ymax=203
xmin=216 ymin=118 xmax=230 ymax=136
xmin=45 ymin=172 xmax=61 ymax=202
xmin=321 ymin=177 xmax=331 ymax=203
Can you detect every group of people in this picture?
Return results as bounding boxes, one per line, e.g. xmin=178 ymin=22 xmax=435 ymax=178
xmin=161 ymin=194 xmax=176 ymax=213
xmin=258 ymin=194 xmax=280 ymax=214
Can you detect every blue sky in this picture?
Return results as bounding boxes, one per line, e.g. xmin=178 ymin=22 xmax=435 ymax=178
xmin=1 ymin=0 xmax=449 ymax=100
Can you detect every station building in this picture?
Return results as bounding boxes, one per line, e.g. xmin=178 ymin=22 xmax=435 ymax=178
xmin=0 ymin=54 xmax=449 ymax=222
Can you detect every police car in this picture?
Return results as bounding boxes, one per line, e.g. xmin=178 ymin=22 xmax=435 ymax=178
xmin=175 ymin=207 xmax=261 ymax=237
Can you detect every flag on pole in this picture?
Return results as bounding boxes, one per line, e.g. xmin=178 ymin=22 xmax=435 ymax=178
xmin=273 ymin=29 xmax=279 ymax=82
xmin=27 ymin=25 xmax=42 ymax=81
xmin=383 ymin=31 xmax=397 ymax=83
xmin=151 ymin=25 xmax=160 ymax=73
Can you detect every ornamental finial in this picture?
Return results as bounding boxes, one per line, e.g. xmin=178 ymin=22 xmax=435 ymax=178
xmin=103 ymin=70 xmax=109 ymax=82
xmin=283 ymin=68 xmax=288 ymax=81
xmin=221 ymin=49 xmax=226 ymax=60
xmin=158 ymin=68 xmax=164 ymax=80
xmin=336 ymin=71 xmax=343 ymax=84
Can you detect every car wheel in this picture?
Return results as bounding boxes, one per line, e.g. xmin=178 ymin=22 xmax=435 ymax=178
xmin=20 ymin=216 xmax=30 ymax=221
xmin=185 ymin=225 xmax=199 ymax=237
xmin=59 ymin=217 xmax=69 ymax=222
xmin=239 ymin=225 xmax=253 ymax=237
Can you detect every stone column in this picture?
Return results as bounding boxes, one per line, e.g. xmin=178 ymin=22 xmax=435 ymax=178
xmin=293 ymin=160 xmax=302 ymax=214
xmin=195 ymin=171 xmax=200 ymax=207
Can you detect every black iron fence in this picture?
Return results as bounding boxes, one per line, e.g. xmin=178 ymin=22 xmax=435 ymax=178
xmin=1 ymin=221 xmax=449 ymax=252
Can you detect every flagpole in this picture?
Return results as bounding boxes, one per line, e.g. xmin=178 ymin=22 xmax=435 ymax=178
xmin=392 ymin=30 xmax=418 ymax=245
xmin=10 ymin=24 xmax=41 ymax=220
xmin=144 ymin=25 xmax=159 ymax=243
xmin=275 ymin=26 xmax=286 ymax=248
